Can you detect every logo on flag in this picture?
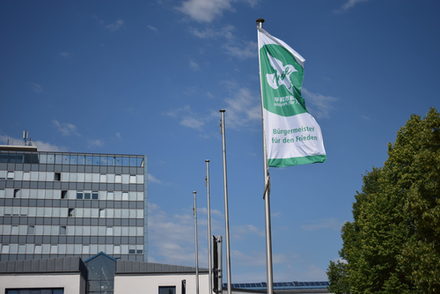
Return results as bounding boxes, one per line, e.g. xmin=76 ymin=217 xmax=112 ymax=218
xmin=258 ymin=28 xmax=326 ymax=167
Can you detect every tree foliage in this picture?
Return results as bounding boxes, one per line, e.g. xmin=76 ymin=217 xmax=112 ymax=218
xmin=328 ymin=108 xmax=440 ymax=293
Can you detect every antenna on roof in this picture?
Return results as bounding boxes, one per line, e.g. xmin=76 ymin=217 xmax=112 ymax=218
xmin=22 ymin=130 xmax=32 ymax=146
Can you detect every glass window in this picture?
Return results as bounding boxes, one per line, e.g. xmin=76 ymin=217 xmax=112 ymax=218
xmin=136 ymin=174 xmax=144 ymax=184
xmin=23 ymin=172 xmax=30 ymax=181
xmin=99 ymin=209 xmax=105 ymax=218
xmin=55 ymin=154 xmax=63 ymax=164
xmin=107 ymin=174 xmax=115 ymax=183
xmin=122 ymin=192 xmax=129 ymax=201
xmin=70 ymin=154 xmax=78 ymax=165
xmin=0 ymin=170 xmax=5 ymax=179
xmin=7 ymin=171 xmax=14 ymax=179
xmin=77 ymin=173 xmax=85 ymax=182
xmin=1 ymin=245 xmax=9 ymax=254
xmin=51 ymin=245 xmax=58 ymax=254
xmin=85 ymin=173 xmax=92 ymax=182
xmin=86 ymin=155 xmax=93 ymax=165
xmin=129 ymin=175 xmax=136 ymax=184
xmin=34 ymin=245 xmax=42 ymax=254
xmin=66 ymin=244 xmax=74 ymax=254
xmin=122 ymin=174 xmax=129 ymax=184
xmin=159 ymin=286 xmax=176 ymax=294
xmin=115 ymin=174 xmax=122 ymax=183
xmin=107 ymin=191 xmax=114 ymax=200
xmin=114 ymin=245 xmax=121 ymax=254
xmin=59 ymin=226 xmax=66 ymax=235
xmin=106 ymin=227 xmax=113 ymax=235
xmin=115 ymin=156 xmax=122 ymax=166
xmin=83 ymin=245 xmax=90 ymax=254
xmin=42 ymin=244 xmax=51 ymax=254
xmin=11 ymin=225 xmax=19 ymax=234
xmin=78 ymin=155 xmax=86 ymax=165
xmin=84 ymin=192 xmax=91 ymax=200
xmin=61 ymin=172 xmax=69 ymax=182
xmin=39 ymin=153 xmax=48 ymax=164
xmin=70 ymin=172 xmax=77 ymax=182
xmin=62 ymin=155 xmax=70 ymax=164
xmin=27 ymin=225 xmax=35 ymax=235
xmin=100 ymin=174 xmax=107 ymax=182
xmin=54 ymin=172 xmax=61 ymax=181
xmin=46 ymin=153 xmax=55 ymax=164
xmin=92 ymin=173 xmax=99 ymax=183
xmin=114 ymin=191 xmax=122 ymax=201
xmin=92 ymin=192 xmax=99 ymax=200
xmin=76 ymin=192 xmax=83 ymax=199
xmin=18 ymin=245 xmax=26 ymax=254
xmin=14 ymin=171 xmax=23 ymax=181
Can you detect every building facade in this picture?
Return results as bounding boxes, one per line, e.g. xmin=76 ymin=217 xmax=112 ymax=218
xmin=0 ymin=145 xmax=147 ymax=262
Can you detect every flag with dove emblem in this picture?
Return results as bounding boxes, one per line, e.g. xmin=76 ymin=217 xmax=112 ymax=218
xmin=258 ymin=28 xmax=326 ymax=167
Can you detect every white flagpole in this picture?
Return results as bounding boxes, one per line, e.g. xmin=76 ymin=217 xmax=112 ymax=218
xmin=256 ymin=18 xmax=274 ymax=294
xmin=205 ymin=159 xmax=213 ymax=294
xmin=193 ymin=191 xmax=200 ymax=294
xmin=220 ymin=109 xmax=232 ymax=294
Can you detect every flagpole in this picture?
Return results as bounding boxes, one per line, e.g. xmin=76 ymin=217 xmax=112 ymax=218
xmin=193 ymin=191 xmax=200 ymax=294
xmin=256 ymin=18 xmax=274 ymax=294
xmin=220 ymin=109 xmax=232 ymax=294
xmin=205 ymin=159 xmax=213 ymax=294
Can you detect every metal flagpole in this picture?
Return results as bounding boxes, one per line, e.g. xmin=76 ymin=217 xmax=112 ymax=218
xmin=219 ymin=109 xmax=232 ymax=294
xmin=256 ymin=18 xmax=274 ymax=294
xmin=205 ymin=160 xmax=213 ymax=294
xmin=193 ymin=191 xmax=200 ymax=294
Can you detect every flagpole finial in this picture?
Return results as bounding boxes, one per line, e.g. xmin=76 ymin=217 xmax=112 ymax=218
xmin=256 ymin=18 xmax=265 ymax=29
xmin=205 ymin=159 xmax=210 ymax=163
xmin=219 ymin=109 xmax=226 ymax=113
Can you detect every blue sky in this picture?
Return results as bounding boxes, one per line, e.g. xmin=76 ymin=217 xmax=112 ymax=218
xmin=1 ymin=0 xmax=439 ymax=282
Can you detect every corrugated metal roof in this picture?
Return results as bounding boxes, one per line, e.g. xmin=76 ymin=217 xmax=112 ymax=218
xmin=116 ymin=260 xmax=208 ymax=274
xmin=0 ymin=256 xmax=86 ymax=274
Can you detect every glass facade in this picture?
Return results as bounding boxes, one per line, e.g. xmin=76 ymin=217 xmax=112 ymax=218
xmin=0 ymin=148 xmax=147 ymax=262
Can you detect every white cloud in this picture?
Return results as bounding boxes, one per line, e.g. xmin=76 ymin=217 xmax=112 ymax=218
xmin=223 ymin=41 xmax=257 ymax=59
xmin=232 ymin=224 xmax=264 ymax=238
xmin=302 ymin=88 xmax=337 ymax=119
xmin=165 ymin=105 xmax=207 ymax=130
xmin=146 ymin=24 xmax=158 ymax=32
xmin=30 ymin=82 xmax=43 ymax=93
xmin=189 ymin=25 xmax=235 ymax=40
xmin=337 ymin=0 xmax=369 ymax=12
xmin=105 ymin=19 xmax=124 ymax=31
xmin=148 ymin=202 xmax=198 ymax=265
xmin=147 ymin=173 xmax=163 ymax=184
xmin=52 ymin=120 xmax=79 ymax=136
xmin=88 ymin=139 xmax=104 ymax=147
xmin=177 ymin=0 xmax=232 ymax=23
xmin=189 ymin=59 xmax=200 ymax=71
xmin=0 ymin=135 xmax=63 ymax=152
xmin=222 ymin=87 xmax=261 ymax=128
xmin=300 ymin=218 xmax=344 ymax=231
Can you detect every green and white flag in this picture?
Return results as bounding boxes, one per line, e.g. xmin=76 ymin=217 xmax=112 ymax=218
xmin=258 ymin=28 xmax=326 ymax=167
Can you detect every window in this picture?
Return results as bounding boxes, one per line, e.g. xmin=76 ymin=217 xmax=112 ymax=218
xmin=59 ymin=226 xmax=67 ymax=235
xmin=7 ymin=171 xmax=14 ymax=179
xmin=13 ymin=189 xmax=20 ymax=198
xmin=182 ymin=280 xmax=186 ymax=294
xmin=68 ymin=208 xmax=75 ymax=217
xmin=27 ymin=225 xmax=35 ymax=234
xmin=54 ymin=172 xmax=61 ymax=181
xmin=61 ymin=190 xmax=68 ymax=199
xmin=129 ymin=175 xmax=136 ymax=184
xmin=100 ymin=174 xmax=107 ymax=182
xmin=76 ymin=192 xmax=83 ymax=199
xmin=115 ymin=174 xmax=122 ymax=183
xmin=6 ymin=289 xmax=64 ymax=294
xmin=136 ymin=249 xmax=143 ymax=254
xmin=128 ymin=249 xmax=136 ymax=254
xmin=159 ymin=286 xmax=176 ymax=294
xmin=106 ymin=227 xmax=113 ymax=235
xmin=84 ymin=192 xmax=91 ymax=200
xmin=91 ymin=192 xmax=99 ymax=200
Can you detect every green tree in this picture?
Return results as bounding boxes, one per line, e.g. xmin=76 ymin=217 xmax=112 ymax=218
xmin=327 ymin=108 xmax=440 ymax=293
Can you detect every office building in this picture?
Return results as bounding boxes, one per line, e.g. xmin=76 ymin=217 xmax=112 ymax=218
xmin=0 ymin=145 xmax=147 ymax=262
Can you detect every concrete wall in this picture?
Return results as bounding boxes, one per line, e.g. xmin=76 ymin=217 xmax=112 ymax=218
xmin=0 ymin=273 xmax=85 ymax=294
xmin=115 ymin=273 xmax=209 ymax=294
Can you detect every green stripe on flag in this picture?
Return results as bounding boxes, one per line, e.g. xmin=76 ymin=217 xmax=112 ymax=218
xmin=268 ymin=155 xmax=327 ymax=167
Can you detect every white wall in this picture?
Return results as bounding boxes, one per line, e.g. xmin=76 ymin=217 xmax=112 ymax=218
xmin=0 ymin=274 xmax=85 ymax=294
xmin=115 ymin=273 xmax=209 ymax=294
